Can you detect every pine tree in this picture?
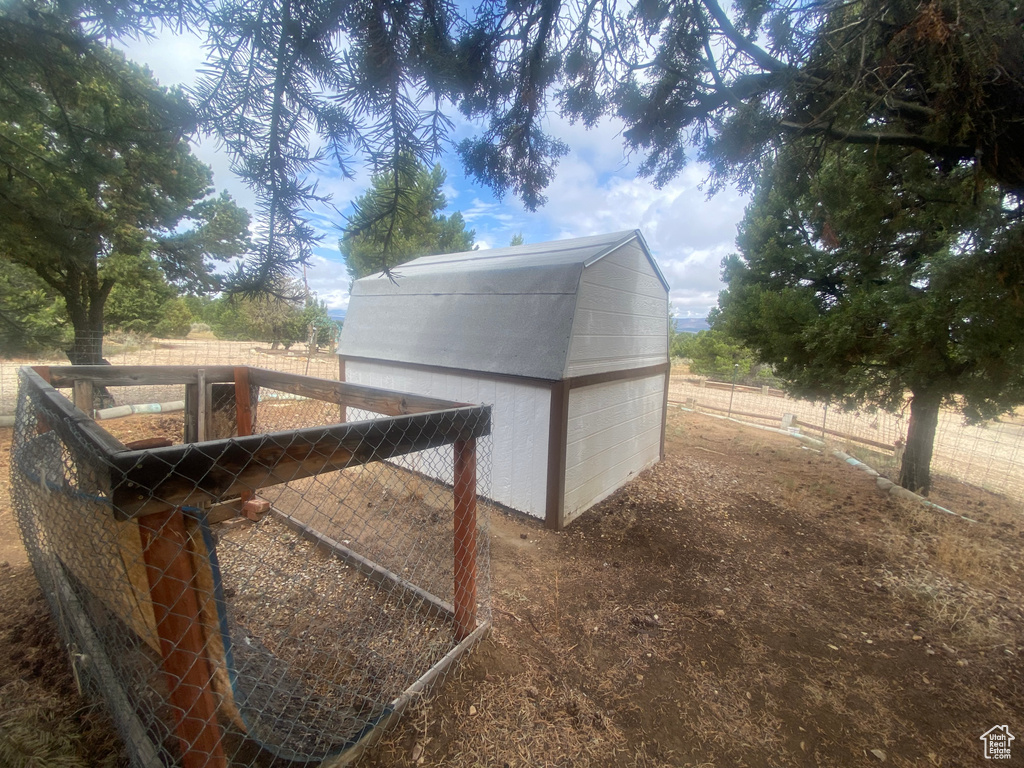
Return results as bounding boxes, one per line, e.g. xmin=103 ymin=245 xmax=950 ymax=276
xmin=0 ymin=18 xmax=249 ymax=363
xmin=340 ymin=161 xmax=475 ymax=280
xmin=717 ymin=144 xmax=1024 ymax=494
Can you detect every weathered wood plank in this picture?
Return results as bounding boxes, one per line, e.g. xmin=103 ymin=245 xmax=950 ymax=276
xmin=73 ymin=380 xmax=94 ymax=416
xmin=45 ymin=365 xmax=237 ymax=388
xmin=453 ymin=439 xmax=478 ymax=641
xmin=318 ymin=621 xmax=491 ymax=768
xmin=248 ymin=368 xmax=462 ymax=416
xmin=184 ymin=384 xmax=200 ymax=444
xmin=233 ymin=368 xmax=254 ymax=504
xmin=110 ymin=406 xmax=491 ymax=519
xmin=234 ymin=368 xmax=254 ymax=437
xmin=197 ymin=369 xmax=209 ymax=442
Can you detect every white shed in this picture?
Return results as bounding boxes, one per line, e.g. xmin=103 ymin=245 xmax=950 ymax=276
xmin=338 ymin=230 xmax=670 ymax=529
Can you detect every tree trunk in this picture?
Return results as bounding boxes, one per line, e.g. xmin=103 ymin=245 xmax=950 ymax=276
xmin=898 ymin=390 xmax=941 ymax=495
xmin=64 ymin=269 xmax=113 ymax=366
xmin=66 ymin=305 xmax=105 ymax=365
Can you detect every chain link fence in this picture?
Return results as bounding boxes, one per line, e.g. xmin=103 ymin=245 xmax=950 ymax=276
xmin=670 ymin=372 xmax=1024 ymax=512
xmin=0 ymin=333 xmax=341 ymax=422
xmin=10 ymin=365 xmax=491 ymax=767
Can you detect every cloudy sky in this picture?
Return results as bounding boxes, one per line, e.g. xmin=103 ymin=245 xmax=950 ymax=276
xmin=121 ymin=32 xmax=749 ymax=320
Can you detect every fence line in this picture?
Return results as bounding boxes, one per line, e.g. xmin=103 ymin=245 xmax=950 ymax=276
xmin=671 ymin=374 xmax=1024 ymax=512
xmin=4 ymin=342 xmax=1020 ymax=513
xmin=0 ymin=337 xmax=339 ymax=420
xmin=11 ymin=365 xmax=492 ymax=767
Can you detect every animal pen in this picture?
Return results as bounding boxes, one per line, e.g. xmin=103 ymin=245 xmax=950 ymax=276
xmin=10 ymin=365 xmax=492 ymax=767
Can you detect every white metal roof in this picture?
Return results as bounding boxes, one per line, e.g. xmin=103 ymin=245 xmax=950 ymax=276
xmin=339 ymin=230 xmax=668 ymax=380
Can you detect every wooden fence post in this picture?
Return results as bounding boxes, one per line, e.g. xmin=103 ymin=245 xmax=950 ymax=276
xmin=453 ymin=439 xmax=477 ymax=641
xmin=137 ymin=508 xmax=226 ymax=768
xmin=234 ymin=367 xmax=253 ymax=438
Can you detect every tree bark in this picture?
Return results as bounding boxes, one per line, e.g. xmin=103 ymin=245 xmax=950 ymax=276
xmin=64 ymin=263 xmax=113 ymax=366
xmin=898 ymin=389 xmax=942 ymax=495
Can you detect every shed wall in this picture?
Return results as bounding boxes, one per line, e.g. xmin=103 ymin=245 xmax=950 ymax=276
xmin=344 ymin=360 xmax=551 ymax=518
xmin=562 ymin=373 xmax=665 ymax=526
xmin=565 ymin=240 xmax=669 ymax=378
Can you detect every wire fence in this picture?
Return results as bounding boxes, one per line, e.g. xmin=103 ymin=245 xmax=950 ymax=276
xmin=669 ymin=373 xmax=1024 ymax=512
xmin=10 ymin=364 xmax=491 ymax=767
xmin=0 ymin=334 xmax=340 ymax=421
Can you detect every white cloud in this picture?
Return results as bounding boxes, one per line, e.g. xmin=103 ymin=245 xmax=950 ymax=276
xmin=120 ymin=30 xmax=746 ymax=320
xmin=119 ymin=29 xmax=207 ymax=87
xmin=516 ymin=121 xmax=747 ymax=318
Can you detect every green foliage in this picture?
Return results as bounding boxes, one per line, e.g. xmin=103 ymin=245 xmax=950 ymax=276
xmin=153 ymin=298 xmax=195 ymax=338
xmin=341 ymin=161 xmax=475 ymax=280
xmin=204 ymin=299 xmax=250 ymax=341
xmin=8 ymin=1 xmax=1023 ymax=285
xmin=0 ymin=15 xmax=249 ymax=363
xmin=674 ymin=330 xmax=774 ymax=385
xmin=0 ymin=263 xmax=69 ymax=356
xmin=717 ymin=142 xmax=1024 ymax=491
xmin=104 ymin=253 xmax=176 ymax=334
xmin=509 ymin=233 xmax=526 ymax=247
xmin=302 ymin=300 xmax=338 ymax=351
xmin=205 ymin=281 xmax=312 ymax=348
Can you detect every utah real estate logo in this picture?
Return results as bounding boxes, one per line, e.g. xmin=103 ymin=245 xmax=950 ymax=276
xmin=980 ymin=725 xmax=1014 ymax=760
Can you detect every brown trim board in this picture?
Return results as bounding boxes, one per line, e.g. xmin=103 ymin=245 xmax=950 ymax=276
xmin=660 ymin=366 xmax=671 ymax=461
xmin=341 ymin=356 xmax=670 ymax=531
xmin=565 ymin=361 xmax=669 ymax=391
xmin=545 ymin=379 xmax=570 ymax=531
xmin=338 ymin=356 xmax=347 ymax=423
xmin=339 ymin=354 xmax=557 ymax=389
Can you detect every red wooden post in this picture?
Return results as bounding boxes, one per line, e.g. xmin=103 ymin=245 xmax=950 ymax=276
xmin=453 ymin=439 xmax=478 ymax=641
xmin=138 ymin=508 xmax=227 ymax=768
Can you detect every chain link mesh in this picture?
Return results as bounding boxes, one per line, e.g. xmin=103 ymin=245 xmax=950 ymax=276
xmin=11 ymin=365 xmax=491 ymax=767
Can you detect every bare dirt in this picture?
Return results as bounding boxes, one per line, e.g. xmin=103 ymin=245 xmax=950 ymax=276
xmin=2 ymin=407 xmax=1023 ymax=767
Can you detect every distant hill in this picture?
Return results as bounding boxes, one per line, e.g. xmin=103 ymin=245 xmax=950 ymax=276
xmin=328 ymin=309 xmax=346 ymax=323
xmin=674 ymin=317 xmax=710 ymax=333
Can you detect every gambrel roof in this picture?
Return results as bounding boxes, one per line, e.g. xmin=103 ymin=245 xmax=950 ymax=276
xmin=339 ymin=230 xmax=668 ymax=381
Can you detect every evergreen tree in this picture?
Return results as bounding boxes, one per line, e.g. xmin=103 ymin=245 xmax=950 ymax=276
xmin=103 ymin=253 xmax=177 ymax=335
xmin=717 ymin=144 xmax=1024 ymax=494
xmin=0 ymin=17 xmax=249 ymax=363
xmin=6 ymin=1 xmax=1023 ymax=282
xmin=0 ymin=262 xmax=68 ymax=356
xmin=341 ymin=161 xmax=475 ymax=280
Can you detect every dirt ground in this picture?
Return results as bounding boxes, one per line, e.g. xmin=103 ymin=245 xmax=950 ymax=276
xmin=2 ymin=407 xmax=1023 ymax=767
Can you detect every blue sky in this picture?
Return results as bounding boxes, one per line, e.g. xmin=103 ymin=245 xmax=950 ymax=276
xmin=120 ymin=31 xmax=748 ymax=320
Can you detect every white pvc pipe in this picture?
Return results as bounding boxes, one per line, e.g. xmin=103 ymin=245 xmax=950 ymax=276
xmin=94 ymin=400 xmax=185 ymax=420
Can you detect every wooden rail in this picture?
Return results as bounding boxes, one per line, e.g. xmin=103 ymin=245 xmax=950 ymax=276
xmin=109 ymin=406 xmax=490 ymax=518
xmin=247 ymin=368 xmax=462 ymax=416
xmin=18 ymin=364 xmax=493 ymax=768
xmin=45 ymin=365 xmax=238 ymax=388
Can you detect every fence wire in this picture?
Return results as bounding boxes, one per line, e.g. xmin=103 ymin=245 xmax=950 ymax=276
xmin=670 ymin=373 xmax=1024 ymax=512
xmin=11 ymin=365 xmax=491 ymax=768
xmin=0 ymin=333 xmax=340 ymax=419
